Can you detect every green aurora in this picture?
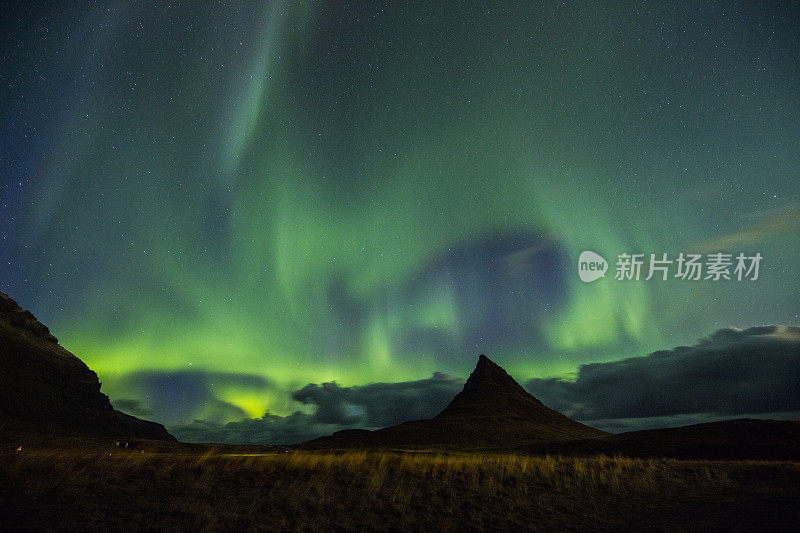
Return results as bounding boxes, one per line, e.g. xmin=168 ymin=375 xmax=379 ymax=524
xmin=2 ymin=2 xmax=798 ymax=432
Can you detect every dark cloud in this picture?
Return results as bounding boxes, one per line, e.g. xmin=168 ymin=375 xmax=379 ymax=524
xmin=525 ymin=326 xmax=800 ymax=423
xmin=166 ymin=326 xmax=800 ymax=444
xmin=396 ymin=232 xmax=570 ymax=359
xmin=170 ymin=413 xmax=342 ymax=445
xmin=111 ymin=398 xmax=153 ymax=418
xmin=171 ymin=372 xmax=464 ymax=444
xmin=314 ymin=231 xmax=570 ymax=368
xmin=112 ymin=371 xmax=271 ymax=426
xmin=292 ymin=371 xmax=463 ymax=427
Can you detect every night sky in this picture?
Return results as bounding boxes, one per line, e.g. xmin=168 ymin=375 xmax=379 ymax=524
xmin=2 ymin=2 xmax=798 ymax=443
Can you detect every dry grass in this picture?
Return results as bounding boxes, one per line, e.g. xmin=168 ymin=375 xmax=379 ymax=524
xmin=1 ymin=448 xmax=798 ymax=531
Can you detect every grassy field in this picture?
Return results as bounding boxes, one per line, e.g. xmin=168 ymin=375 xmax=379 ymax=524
xmin=1 ymin=447 xmax=798 ymax=531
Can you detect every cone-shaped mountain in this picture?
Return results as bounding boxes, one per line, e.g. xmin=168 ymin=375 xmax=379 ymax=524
xmin=306 ymin=354 xmax=607 ymax=448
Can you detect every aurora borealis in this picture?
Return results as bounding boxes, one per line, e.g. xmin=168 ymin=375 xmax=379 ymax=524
xmin=2 ymin=2 xmax=799 ymax=442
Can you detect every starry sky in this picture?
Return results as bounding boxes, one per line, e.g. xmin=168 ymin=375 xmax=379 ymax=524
xmin=1 ymin=2 xmax=798 ymax=442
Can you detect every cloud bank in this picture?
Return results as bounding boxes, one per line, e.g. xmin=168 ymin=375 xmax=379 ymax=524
xmin=169 ymin=372 xmax=463 ymax=444
xmin=146 ymin=326 xmax=800 ymax=444
xmin=111 ymin=371 xmax=272 ymax=426
xmin=525 ymin=326 xmax=800 ymax=426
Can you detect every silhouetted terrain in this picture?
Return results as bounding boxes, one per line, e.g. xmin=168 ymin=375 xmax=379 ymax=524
xmin=0 ymin=292 xmax=173 ymax=441
xmin=2 ymin=291 xmax=799 ymax=530
xmin=302 ymin=355 xmax=800 ymax=461
xmin=521 ymin=418 xmax=800 ymax=460
xmin=304 ymin=354 xmax=607 ymax=449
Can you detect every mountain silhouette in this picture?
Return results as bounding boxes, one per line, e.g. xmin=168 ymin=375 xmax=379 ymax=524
xmin=521 ymin=418 xmax=800 ymax=460
xmin=0 ymin=291 xmax=174 ymax=441
xmin=437 ymin=354 xmax=573 ymax=421
xmin=305 ymin=354 xmax=607 ymax=448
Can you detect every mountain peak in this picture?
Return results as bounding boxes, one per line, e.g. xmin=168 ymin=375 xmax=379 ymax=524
xmin=475 ymin=353 xmax=493 ymax=368
xmin=309 ymin=353 xmax=607 ymax=448
xmin=465 ymin=354 xmax=533 ymax=395
xmin=469 ymin=354 xmax=518 ymax=385
xmin=435 ymin=354 xmax=544 ymax=419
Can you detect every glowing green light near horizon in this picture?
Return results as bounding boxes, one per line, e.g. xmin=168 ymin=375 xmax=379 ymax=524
xmin=12 ymin=2 xmax=796 ymax=426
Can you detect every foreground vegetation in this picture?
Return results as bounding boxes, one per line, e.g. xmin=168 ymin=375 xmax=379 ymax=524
xmin=1 ymin=447 xmax=798 ymax=531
